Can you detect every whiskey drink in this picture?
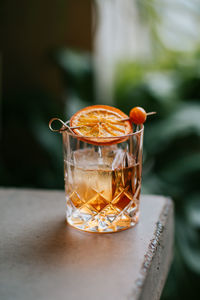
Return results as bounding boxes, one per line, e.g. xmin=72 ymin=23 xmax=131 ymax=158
xmin=49 ymin=105 xmax=145 ymax=233
xmin=65 ymin=147 xmax=141 ymax=233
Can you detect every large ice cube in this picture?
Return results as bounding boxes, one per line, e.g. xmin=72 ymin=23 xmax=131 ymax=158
xmin=72 ymin=149 xmax=112 ymax=203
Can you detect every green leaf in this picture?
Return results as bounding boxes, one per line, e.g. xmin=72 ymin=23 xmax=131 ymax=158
xmin=159 ymin=152 xmax=200 ymax=184
xmin=145 ymin=103 xmax=200 ymax=154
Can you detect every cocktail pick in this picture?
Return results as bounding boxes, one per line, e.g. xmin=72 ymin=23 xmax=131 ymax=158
xmin=119 ymin=108 xmax=156 ymax=124
xmin=49 ymin=107 xmax=156 ymax=134
xmin=49 ymin=118 xmax=81 ymax=133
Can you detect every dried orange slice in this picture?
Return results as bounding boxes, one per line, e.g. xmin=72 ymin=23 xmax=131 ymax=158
xmin=70 ymin=105 xmax=132 ymax=145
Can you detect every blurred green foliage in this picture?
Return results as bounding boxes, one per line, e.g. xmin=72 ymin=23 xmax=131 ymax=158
xmin=114 ymin=0 xmax=200 ymax=296
xmin=114 ymin=52 xmax=200 ymax=299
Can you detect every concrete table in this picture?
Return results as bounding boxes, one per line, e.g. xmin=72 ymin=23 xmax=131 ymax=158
xmin=0 ymin=188 xmax=173 ymax=300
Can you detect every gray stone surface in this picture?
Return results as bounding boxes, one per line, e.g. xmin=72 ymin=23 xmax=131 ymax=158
xmin=0 ymin=188 xmax=173 ymax=300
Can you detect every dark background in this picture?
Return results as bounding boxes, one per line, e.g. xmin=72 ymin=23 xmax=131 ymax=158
xmin=1 ymin=1 xmax=200 ymax=299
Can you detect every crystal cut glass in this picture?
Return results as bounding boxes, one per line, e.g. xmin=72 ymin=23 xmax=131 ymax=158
xmin=63 ymin=125 xmax=144 ymax=233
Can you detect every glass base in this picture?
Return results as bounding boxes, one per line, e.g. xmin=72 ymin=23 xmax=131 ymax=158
xmin=66 ymin=203 xmax=139 ymax=233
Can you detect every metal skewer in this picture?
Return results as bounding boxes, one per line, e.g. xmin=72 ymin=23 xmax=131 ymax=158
xmin=146 ymin=111 xmax=157 ymax=116
xmin=49 ymin=111 xmax=157 ymax=133
xmin=117 ymin=118 xmax=130 ymax=121
xmin=49 ymin=118 xmax=73 ymax=133
xmin=49 ymin=118 xmax=87 ymax=133
xmin=119 ymin=112 xmax=157 ymax=122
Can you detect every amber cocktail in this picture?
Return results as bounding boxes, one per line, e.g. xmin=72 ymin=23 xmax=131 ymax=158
xmin=50 ymin=105 xmax=144 ymax=233
xmin=63 ymin=129 xmax=143 ymax=233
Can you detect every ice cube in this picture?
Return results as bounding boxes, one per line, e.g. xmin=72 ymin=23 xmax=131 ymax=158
xmin=111 ymin=149 xmax=136 ymax=170
xmin=111 ymin=149 xmax=126 ymax=170
xmin=73 ymin=148 xmax=98 ymax=169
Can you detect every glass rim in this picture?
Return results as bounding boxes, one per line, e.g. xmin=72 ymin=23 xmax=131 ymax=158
xmin=62 ymin=121 xmax=144 ymax=140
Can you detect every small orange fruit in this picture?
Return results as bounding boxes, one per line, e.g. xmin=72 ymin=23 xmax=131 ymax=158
xmin=129 ymin=107 xmax=147 ymax=124
xmin=70 ymin=105 xmax=132 ymax=145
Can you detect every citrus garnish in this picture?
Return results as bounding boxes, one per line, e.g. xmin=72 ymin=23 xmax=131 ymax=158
xmin=70 ymin=105 xmax=132 ymax=145
xmin=129 ymin=107 xmax=147 ymax=124
xmin=129 ymin=107 xmax=156 ymax=124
